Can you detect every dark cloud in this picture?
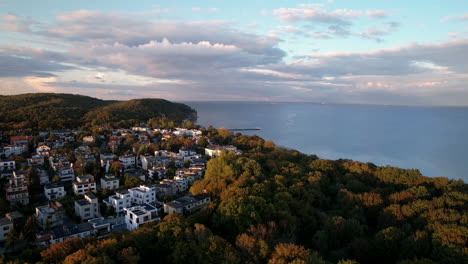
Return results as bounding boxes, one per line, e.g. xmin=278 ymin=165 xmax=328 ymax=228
xmin=0 ymin=54 xmax=73 ymax=77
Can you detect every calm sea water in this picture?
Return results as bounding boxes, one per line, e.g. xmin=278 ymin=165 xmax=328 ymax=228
xmin=185 ymin=102 xmax=468 ymax=181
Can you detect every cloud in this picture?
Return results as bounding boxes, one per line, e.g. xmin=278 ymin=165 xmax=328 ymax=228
xmin=441 ymin=13 xmax=468 ymax=23
xmin=356 ymin=22 xmax=400 ymax=42
xmin=0 ymin=9 xmax=467 ymax=105
xmin=366 ymin=10 xmax=389 ymax=19
xmin=273 ymin=5 xmax=360 ymax=25
xmin=0 ymin=13 xmax=38 ymax=32
xmin=272 ymin=5 xmax=396 ymax=40
xmin=0 ymin=54 xmax=73 ymax=77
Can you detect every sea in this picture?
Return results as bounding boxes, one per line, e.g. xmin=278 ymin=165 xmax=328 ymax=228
xmin=185 ymin=101 xmax=468 ymax=182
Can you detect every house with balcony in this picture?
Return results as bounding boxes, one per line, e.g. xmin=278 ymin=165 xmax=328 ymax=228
xmin=72 ymin=175 xmax=97 ymax=195
xmin=44 ymin=181 xmax=66 ymax=200
xmin=35 ymin=201 xmax=65 ymax=230
xmin=75 ymin=194 xmax=100 ymax=221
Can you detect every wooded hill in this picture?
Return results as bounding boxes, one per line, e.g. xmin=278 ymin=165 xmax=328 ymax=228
xmin=0 ymin=93 xmax=197 ymax=130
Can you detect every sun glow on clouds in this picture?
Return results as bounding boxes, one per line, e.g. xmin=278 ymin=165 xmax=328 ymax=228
xmin=23 ymin=76 xmax=58 ymax=92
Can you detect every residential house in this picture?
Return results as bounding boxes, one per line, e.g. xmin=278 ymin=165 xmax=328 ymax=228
xmin=179 ymin=147 xmax=197 ymax=157
xmin=125 ymin=170 xmax=146 ymax=182
xmin=0 ymin=217 xmax=13 ymax=242
xmin=75 ymin=194 xmax=100 ymax=221
xmin=163 ymin=194 xmax=211 ymax=215
xmin=36 ymin=145 xmax=51 ymax=156
xmin=129 ymin=185 xmax=157 ymax=205
xmin=124 ymin=204 xmax=159 ymax=230
xmin=5 ymin=170 xmax=29 ymax=205
xmin=49 ymin=223 xmax=94 ymax=244
xmin=155 ymin=183 xmax=176 ymax=198
xmin=82 ymin=136 xmax=95 ymax=144
xmin=100 ymin=153 xmax=116 ymax=173
xmin=72 ymin=175 xmax=97 ymax=195
xmin=44 ymin=181 xmax=66 ymax=200
xmin=140 ymin=155 xmax=157 ymax=170
xmin=205 ymin=145 xmax=239 ymax=158
xmin=104 ymin=190 xmax=131 ymax=215
xmin=28 ymin=155 xmax=45 ymax=166
xmin=119 ymin=153 xmax=136 ymax=168
xmin=2 ymin=144 xmax=26 ymax=157
xmin=58 ymin=167 xmax=75 ymax=182
xmin=148 ymin=166 xmax=167 ymax=180
xmin=10 ymin=136 xmax=33 ymax=145
xmin=0 ymin=159 xmax=15 ymax=172
xmin=35 ymin=201 xmax=65 ymax=230
xmin=100 ymin=174 xmax=119 ymax=190
xmin=38 ymin=169 xmax=49 ymax=185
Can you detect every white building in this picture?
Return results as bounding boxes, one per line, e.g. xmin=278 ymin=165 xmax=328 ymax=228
xmin=72 ymin=175 xmax=97 ymax=195
xmin=148 ymin=166 xmax=168 ymax=180
xmin=0 ymin=159 xmax=15 ymax=172
xmin=100 ymin=174 xmax=119 ymax=190
xmin=104 ymin=190 xmax=131 ymax=215
xmin=124 ymin=204 xmax=159 ymax=230
xmin=204 ymin=145 xmax=239 ymax=158
xmin=100 ymin=153 xmax=116 ymax=173
xmin=74 ymin=194 xmax=100 ymax=221
xmin=164 ymin=194 xmax=211 ymax=215
xmin=58 ymin=167 xmax=75 ymax=182
xmin=119 ymin=154 xmax=136 ymax=168
xmin=38 ymin=169 xmax=49 ymax=185
xmin=179 ymin=147 xmax=197 ymax=157
xmin=49 ymin=223 xmax=94 ymax=244
xmin=44 ymin=181 xmax=66 ymax=200
xmin=0 ymin=218 xmax=13 ymax=242
xmin=36 ymin=145 xmax=51 ymax=156
xmin=6 ymin=170 xmax=29 ymax=205
xmin=2 ymin=144 xmax=26 ymax=157
xmin=140 ymin=155 xmax=157 ymax=170
xmin=35 ymin=201 xmax=65 ymax=230
xmin=129 ymin=185 xmax=157 ymax=205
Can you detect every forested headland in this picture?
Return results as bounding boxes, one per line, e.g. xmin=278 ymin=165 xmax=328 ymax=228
xmin=0 ymin=93 xmax=196 ymax=130
xmin=33 ymin=131 xmax=467 ymax=264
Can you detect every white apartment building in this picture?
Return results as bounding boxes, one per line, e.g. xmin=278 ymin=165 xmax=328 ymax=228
xmin=44 ymin=181 xmax=66 ymax=200
xmin=124 ymin=204 xmax=159 ymax=230
xmin=119 ymin=154 xmax=136 ymax=168
xmin=35 ymin=201 xmax=65 ymax=230
xmin=0 ymin=159 xmax=15 ymax=172
xmin=0 ymin=218 xmax=13 ymax=242
xmin=104 ymin=190 xmax=131 ymax=215
xmin=128 ymin=185 xmax=157 ymax=205
xmin=100 ymin=174 xmax=119 ymax=190
xmin=74 ymin=194 xmax=100 ymax=221
xmin=58 ymin=167 xmax=75 ymax=182
xmin=72 ymin=175 xmax=97 ymax=195
xmin=164 ymin=194 xmax=211 ymax=215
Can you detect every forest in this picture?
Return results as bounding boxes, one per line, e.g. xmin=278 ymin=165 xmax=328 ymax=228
xmin=13 ymin=130 xmax=466 ymax=264
xmin=0 ymin=93 xmax=196 ymax=130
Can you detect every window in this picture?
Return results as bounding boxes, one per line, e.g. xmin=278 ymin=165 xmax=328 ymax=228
xmin=3 ymin=226 xmax=10 ymax=231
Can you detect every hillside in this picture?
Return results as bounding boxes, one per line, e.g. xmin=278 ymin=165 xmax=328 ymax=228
xmin=0 ymin=93 xmax=196 ymax=130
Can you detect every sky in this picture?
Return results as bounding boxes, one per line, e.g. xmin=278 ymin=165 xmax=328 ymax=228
xmin=0 ymin=0 xmax=467 ymax=105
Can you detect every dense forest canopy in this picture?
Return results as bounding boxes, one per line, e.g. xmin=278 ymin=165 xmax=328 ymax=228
xmin=0 ymin=93 xmax=196 ymax=130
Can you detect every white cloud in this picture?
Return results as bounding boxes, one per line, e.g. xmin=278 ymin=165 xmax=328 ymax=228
xmin=273 ymin=5 xmax=360 ymax=25
xmin=441 ymin=13 xmax=468 ymax=23
xmin=366 ymin=10 xmax=389 ymax=19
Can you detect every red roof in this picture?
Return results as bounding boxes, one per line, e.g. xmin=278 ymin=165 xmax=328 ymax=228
xmin=10 ymin=136 xmax=34 ymax=144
